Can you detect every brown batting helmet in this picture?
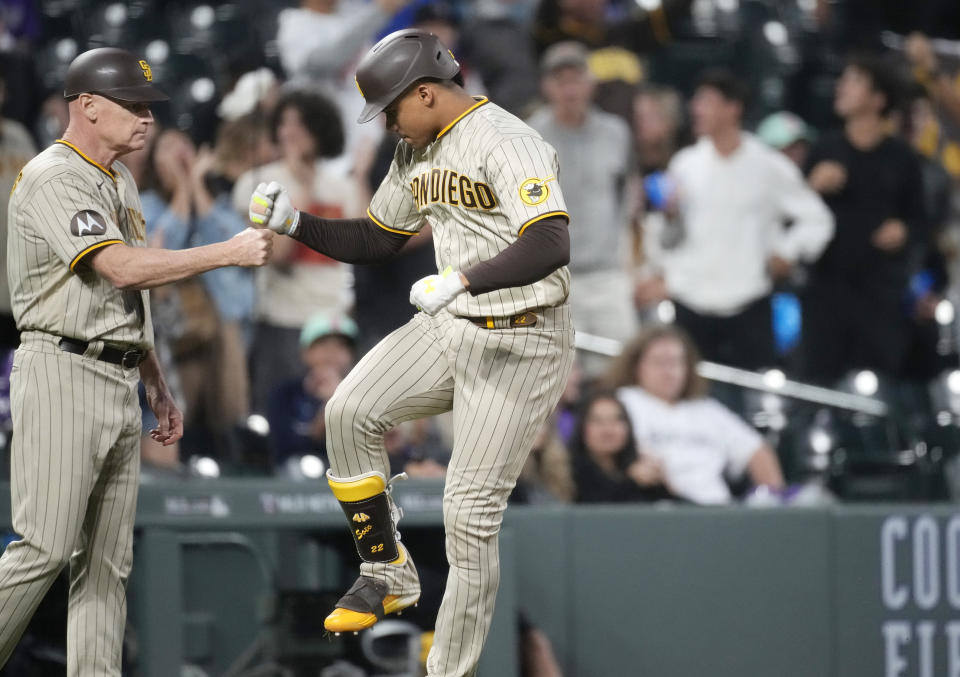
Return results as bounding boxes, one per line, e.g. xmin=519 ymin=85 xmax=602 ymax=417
xmin=64 ymin=47 xmax=168 ymax=102
xmin=354 ymin=29 xmax=462 ymax=124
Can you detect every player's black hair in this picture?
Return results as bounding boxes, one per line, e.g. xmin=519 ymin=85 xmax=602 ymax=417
xmin=270 ymin=89 xmax=344 ymax=159
xmin=844 ymin=52 xmax=902 ymax=117
xmin=695 ymin=68 xmax=750 ymax=110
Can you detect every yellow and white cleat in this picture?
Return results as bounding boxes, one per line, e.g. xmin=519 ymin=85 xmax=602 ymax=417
xmin=324 ymin=575 xmax=420 ymax=634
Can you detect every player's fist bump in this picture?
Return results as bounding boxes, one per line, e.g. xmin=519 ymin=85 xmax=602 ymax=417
xmin=231 ymin=227 xmax=274 ymax=267
xmin=249 ymin=180 xmax=300 ymax=235
xmin=410 ymin=266 xmax=467 ymax=315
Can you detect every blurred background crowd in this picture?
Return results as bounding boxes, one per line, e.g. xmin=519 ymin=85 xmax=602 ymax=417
xmin=1 ymin=0 xmax=960 ymax=506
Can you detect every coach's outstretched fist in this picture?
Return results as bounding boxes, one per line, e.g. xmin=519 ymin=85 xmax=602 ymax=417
xmin=231 ymin=227 xmax=274 ymax=266
xmin=249 ymin=180 xmax=300 ymax=235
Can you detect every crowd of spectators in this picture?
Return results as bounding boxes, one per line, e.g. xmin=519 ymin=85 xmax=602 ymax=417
xmin=1 ymin=0 xmax=960 ymax=504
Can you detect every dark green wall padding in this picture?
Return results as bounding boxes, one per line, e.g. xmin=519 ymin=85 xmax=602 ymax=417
xmin=1 ymin=480 xmax=955 ymax=677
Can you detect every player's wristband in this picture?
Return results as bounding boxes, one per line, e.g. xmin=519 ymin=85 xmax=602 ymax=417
xmin=285 ymin=209 xmax=301 ymax=237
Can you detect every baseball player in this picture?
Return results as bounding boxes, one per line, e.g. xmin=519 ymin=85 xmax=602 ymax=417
xmin=0 ymin=47 xmax=272 ymax=675
xmin=250 ymin=29 xmax=575 ymax=677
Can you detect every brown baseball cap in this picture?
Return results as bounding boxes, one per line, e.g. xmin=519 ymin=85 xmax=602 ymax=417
xmin=64 ymin=47 xmax=168 ymax=102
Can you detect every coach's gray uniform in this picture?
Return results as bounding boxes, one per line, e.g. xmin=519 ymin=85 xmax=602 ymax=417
xmin=0 ymin=139 xmax=152 ymax=675
xmin=326 ymin=97 xmax=575 ymax=676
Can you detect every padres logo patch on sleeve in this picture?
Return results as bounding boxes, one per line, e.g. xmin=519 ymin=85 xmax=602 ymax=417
xmin=518 ymin=176 xmax=554 ymax=206
xmin=70 ymin=210 xmax=108 ymax=236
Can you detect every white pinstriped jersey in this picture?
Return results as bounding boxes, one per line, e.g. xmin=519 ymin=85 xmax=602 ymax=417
xmin=7 ymin=140 xmax=154 ymax=350
xmin=368 ymin=98 xmax=571 ymax=317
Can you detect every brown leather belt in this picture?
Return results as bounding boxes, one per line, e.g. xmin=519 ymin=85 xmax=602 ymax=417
xmin=465 ymin=311 xmax=538 ymax=329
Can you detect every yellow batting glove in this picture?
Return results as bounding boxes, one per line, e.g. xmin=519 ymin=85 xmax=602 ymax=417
xmin=249 ymin=182 xmax=271 ymax=225
xmin=409 ymin=266 xmax=466 ymax=315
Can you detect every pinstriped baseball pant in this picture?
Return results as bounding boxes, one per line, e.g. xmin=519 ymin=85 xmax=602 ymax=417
xmin=326 ymin=306 xmax=574 ymax=677
xmin=0 ymin=334 xmax=141 ymax=676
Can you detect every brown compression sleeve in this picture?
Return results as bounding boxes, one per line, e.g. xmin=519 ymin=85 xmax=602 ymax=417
xmin=463 ymin=215 xmax=570 ymax=295
xmin=293 ymin=213 xmax=411 ymax=263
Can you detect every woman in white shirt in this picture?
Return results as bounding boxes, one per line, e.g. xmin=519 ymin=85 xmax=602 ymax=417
xmin=603 ymin=326 xmax=785 ymax=505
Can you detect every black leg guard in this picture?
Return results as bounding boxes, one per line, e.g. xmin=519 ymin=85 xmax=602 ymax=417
xmin=327 ymin=470 xmax=400 ymax=564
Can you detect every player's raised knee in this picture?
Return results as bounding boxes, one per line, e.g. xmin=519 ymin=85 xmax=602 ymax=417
xmin=324 ymin=387 xmax=382 ymax=436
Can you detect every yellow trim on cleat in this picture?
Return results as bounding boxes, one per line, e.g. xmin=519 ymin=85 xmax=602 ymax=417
xmin=420 ymin=631 xmax=434 ymax=665
xmin=323 ymin=592 xmax=420 ymax=633
xmin=327 ymin=470 xmax=386 ymax=502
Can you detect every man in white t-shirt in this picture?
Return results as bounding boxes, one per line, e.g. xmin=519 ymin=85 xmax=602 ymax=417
xmin=639 ymin=69 xmax=833 ymax=370
xmin=612 ymin=326 xmax=784 ymax=504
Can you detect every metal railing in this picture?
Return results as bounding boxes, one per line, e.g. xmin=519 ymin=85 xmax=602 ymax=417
xmin=574 ymin=331 xmax=889 ymax=417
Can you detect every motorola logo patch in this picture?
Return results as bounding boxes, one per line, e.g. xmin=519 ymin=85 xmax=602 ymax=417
xmin=70 ymin=210 xmax=107 ymax=236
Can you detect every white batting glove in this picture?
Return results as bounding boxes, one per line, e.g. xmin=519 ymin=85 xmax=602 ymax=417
xmin=249 ymin=180 xmax=300 ymax=236
xmin=409 ymin=266 xmax=466 ymax=315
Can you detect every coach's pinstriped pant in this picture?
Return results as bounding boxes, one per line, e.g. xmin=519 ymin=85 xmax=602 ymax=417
xmin=326 ymin=306 xmax=574 ymax=677
xmin=0 ymin=333 xmax=141 ymax=676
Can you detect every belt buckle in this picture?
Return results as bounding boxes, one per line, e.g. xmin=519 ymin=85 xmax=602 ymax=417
xmin=121 ymin=350 xmax=141 ymax=369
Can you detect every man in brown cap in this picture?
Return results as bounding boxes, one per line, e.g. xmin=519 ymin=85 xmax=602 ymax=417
xmin=0 ymin=47 xmax=273 ymax=674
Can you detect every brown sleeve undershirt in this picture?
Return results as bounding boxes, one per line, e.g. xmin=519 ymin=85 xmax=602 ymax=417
xmin=462 ymin=215 xmax=569 ymax=295
xmin=293 ymin=212 xmax=570 ymax=296
xmin=293 ymin=213 xmax=410 ymax=264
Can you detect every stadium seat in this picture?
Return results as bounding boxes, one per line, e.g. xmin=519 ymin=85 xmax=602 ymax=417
xmin=164 ymin=2 xmax=259 ymax=59
xmin=176 ymin=533 xmax=273 ymax=674
xmin=84 ymin=1 xmax=159 ymax=50
xmin=35 ymin=36 xmax=80 ymax=91
xmin=38 ymin=0 xmax=84 ymax=44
